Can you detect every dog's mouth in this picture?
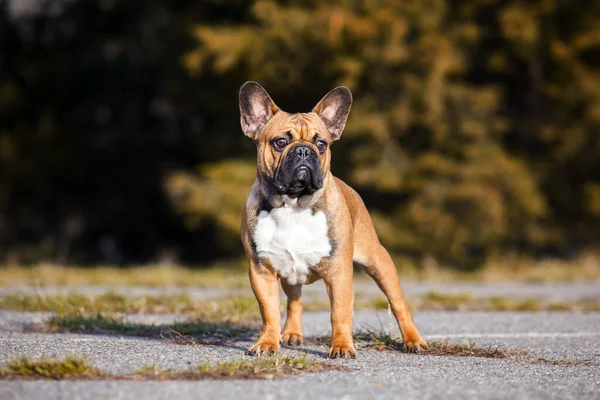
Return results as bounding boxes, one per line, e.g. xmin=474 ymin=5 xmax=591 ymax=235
xmin=282 ymin=166 xmax=320 ymax=197
xmin=274 ymin=148 xmax=324 ymax=198
xmin=275 ymin=167 xmax=322 ymax=197
xmin=295 ymin=165 xmax=310 ymax=182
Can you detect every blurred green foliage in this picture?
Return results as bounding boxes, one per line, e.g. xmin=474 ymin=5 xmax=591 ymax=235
xmin=0 ymin=0 xmax=599 ymax=268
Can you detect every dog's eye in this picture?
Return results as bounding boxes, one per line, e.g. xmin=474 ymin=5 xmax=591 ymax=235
xmin=272 ymin=138 xmax=288 ymax=150
xmin=316 ymin=140 xmax=327 ymax=153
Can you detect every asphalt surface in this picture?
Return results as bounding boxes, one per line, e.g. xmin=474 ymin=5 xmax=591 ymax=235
xmin=0 ymin=285 xmax=599 ymax=399
xmin=1 ymin=280 xmax=599 ymax=302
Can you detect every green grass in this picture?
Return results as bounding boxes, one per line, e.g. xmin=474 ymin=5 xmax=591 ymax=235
xmin=39 ymin=311 xmax=258 ymax=343
xmin=132 ymin=355 xmax=327 ymax=380
xmin=1 ymin=355 xmax=337 ymax=381
xmin=1 ymin=355 xmax=101 ymax=380
xmin=419 ymin=292 xmax=474 ymax=310
xmin=12 ymin=293 xmax=263 ymax=340
xmin=547 ymin=302 xmax=572 ymax=311
xmin=352 ymin=329 xmax=405 ymax=351
xmin=575 ymin=298 xmax=600 ymax=312
xmin=0 ymin=291 xmax=198 ymax=315
xmin=303 ymin=299 xmax=330 ymax=312
xmin=488 ymin=296 xmax=541 ymax=311
xmin=0 ymin=292 xmax=258 ymax=342
xmin=195 ymin=355 xmax=328 ymax=379
xmin=364 ymin=297 xmax=390 ymax=310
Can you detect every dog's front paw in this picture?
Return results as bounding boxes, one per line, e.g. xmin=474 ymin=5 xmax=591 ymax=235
xmin=247 ymin=340 xmax=280 ymax=356
xmin=328 ymin=341 xmax=356 ymax=359
xmin=281 ymin=333 xmax=303 ymax=346
xmin=402 ymin=336 xmax=428 ymax=353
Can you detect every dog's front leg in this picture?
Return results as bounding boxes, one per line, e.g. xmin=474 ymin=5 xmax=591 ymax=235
xmin=247 ymin=260 xmax=281 ymax=356
xmin=281 ymin=281 xmax=303 ymax=346
xmin=321 ymin=255 xmax=356 ymax=359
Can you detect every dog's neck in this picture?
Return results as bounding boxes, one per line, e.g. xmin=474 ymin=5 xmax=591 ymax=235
xmin=258 ymin=171 xmax=331 ymax=209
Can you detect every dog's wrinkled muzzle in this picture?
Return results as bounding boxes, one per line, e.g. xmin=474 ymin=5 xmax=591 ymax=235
xmin=275 ymin=145 xmax=323 ymax=197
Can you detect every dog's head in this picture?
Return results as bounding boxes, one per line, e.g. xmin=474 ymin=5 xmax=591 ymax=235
xmin=239 ymin=82 xmax=352 ymax=199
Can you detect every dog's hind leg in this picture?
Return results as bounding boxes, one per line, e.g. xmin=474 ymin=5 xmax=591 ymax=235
xmin=335 ymin=178 xmax=428 ymax=352
xmin=358 ymin=244 xmax=428 ymax=352
xmin=281 ymin=281 xmax=303 ymax=346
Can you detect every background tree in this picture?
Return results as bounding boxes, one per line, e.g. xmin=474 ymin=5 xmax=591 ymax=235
xmin=1 ymin=0 xmax=599 ymax=268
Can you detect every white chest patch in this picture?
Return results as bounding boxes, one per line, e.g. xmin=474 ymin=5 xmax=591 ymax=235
xmin=253 ymin=199 xmax=331 ymax=285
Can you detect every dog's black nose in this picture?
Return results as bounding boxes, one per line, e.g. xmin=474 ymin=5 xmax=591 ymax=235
xmin=295 ymin=145 xmax=312 ymax=160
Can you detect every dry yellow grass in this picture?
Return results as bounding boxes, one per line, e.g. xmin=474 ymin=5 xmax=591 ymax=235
xmin=0 ymin=261 xmax=248 ymax=288
xmin=1 ymin=253 xmax=599 ymax=288
xmin=390 ymin=252 xmax=600 ymax=283
xmin=4 ymin=291 xmax=596 ymax=317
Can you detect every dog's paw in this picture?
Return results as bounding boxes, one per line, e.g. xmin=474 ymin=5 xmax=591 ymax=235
xmin=281 ymin=333 xmax=303 ymax=346
xmin=247 ymin=341 xmax=280 ymax=356
xmin=402 ymin=337 xmax=428 ymax=353
xmin=328 ymin=342 xmax=356 ymax=359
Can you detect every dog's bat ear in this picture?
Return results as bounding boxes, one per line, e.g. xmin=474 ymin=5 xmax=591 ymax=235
xmin=312 ymin=86 xmax=352 ymax=141
xmin=239 ymin=81 xmax=279 ymax=140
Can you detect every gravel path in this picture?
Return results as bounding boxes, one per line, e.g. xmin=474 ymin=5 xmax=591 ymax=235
xmin=0 ymin=307 xmax=599 ymax=399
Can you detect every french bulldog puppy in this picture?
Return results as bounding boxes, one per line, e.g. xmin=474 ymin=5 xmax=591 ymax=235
xmin=239 ymin=82 xmax=427 ymax=358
